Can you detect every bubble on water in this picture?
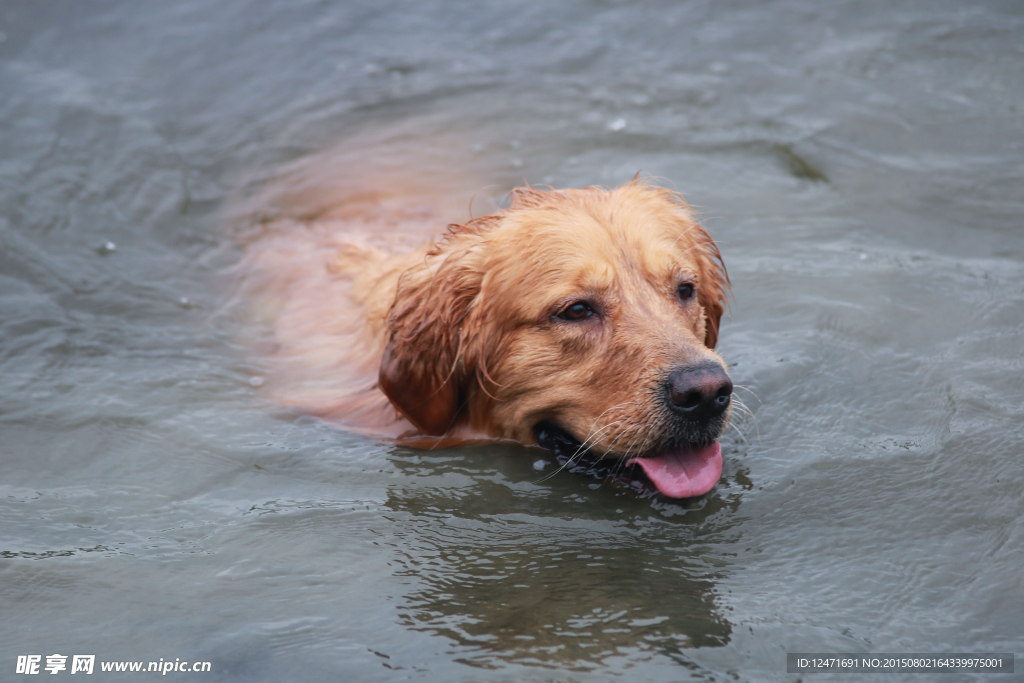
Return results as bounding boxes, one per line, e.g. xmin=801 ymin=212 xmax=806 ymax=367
xmin=533 ymin=460 xmax=547 ymax=471
xmin=248 ymin=377 xmax=266 ymax=388
xmin=607 ymin=118 xmax=627 ymax=131
xmin=97 ymin=241 xmax=117 ymax=255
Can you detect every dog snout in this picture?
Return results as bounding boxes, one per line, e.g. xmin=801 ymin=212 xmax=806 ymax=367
xmin=666 ymin=363 xmax=732 ymax=421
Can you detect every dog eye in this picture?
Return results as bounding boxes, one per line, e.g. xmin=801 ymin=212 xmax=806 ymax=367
xmin=678 ymin=283 xmax=695 ymax=301
xmin=558 ymin=301 xmax=595 ymax=321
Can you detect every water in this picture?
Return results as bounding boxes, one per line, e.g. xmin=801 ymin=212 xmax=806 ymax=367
xmin=1 ymin=1 xmax=1022 ymax=681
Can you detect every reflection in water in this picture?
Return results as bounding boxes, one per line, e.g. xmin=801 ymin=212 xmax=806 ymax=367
xmin=382 ymin=445 xmax=746 ymax=668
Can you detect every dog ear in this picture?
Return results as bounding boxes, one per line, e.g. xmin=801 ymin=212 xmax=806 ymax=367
xmin=379 ymin=232 xmax=484 ymax=435
xmin=694 ymin=225 xmax=729 ymax=349
xmin=649 ymin=181 xmax=730 ymax=349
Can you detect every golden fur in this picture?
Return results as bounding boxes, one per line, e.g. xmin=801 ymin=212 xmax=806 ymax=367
xmin=236 ymin=179 xmax=729 ymax=457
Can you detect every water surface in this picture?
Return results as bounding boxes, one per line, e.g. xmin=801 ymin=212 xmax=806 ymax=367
xmin=1 ymin=1 xmax=1022 ymax=681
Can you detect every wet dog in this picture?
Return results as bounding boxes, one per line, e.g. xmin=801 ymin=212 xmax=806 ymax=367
xmin=238 ymin=179 xmax=731 ymax=498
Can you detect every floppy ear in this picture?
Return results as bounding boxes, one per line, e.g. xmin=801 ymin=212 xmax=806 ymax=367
xmin=649 ymin=181 xmax=730 ymax=349
xmin=693 ymin=225 xmax=729 ymax=349
xmin=379 ymin=231 xmax=484 ymax=435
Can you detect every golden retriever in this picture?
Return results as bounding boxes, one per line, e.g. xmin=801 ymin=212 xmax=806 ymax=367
xmin=237 ymin=177 xmax=731 ymax=498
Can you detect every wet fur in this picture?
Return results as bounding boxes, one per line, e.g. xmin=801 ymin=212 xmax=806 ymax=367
xmin=239 ymin=180 xmax=729 ymax=457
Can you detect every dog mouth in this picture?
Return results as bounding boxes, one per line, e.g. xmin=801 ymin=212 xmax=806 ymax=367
xmin=532 ymin=421 xmax=723 ymax=499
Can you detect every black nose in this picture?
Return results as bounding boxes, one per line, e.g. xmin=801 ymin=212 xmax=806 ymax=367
xmin=666 ymin=363 xmax=733 ymax=421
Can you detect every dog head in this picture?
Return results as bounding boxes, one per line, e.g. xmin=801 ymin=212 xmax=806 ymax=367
xmin=380 ymin=180 xmax=731 ymax=497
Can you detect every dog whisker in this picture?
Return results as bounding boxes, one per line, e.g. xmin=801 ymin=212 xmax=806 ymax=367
xmin=726 ymin=396 xmax=760 ymax=446
xmin=731 ymin=384 xmax=762 ymax=403
xmin=532 ymin=419 xmax=629 ymax=484
xmin=570 ymin=419 xmax=629 ymax=460
xmin=618 ymin=425 xmax=651 ymax=470
xmin=533 ymin=403 xmax=647 ymax=485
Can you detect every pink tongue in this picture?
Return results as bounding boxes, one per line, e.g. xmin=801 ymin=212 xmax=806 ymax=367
xmin=627 ymin=442 xmax=722 ymax=498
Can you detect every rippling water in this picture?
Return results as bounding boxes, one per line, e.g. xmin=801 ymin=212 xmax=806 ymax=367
xmin=1 ymin=1 xmax=1022 ymax=681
